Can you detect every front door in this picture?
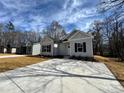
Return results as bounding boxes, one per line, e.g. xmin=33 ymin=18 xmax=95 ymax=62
xmin=60 ymin=43 xmax=70 ymax=56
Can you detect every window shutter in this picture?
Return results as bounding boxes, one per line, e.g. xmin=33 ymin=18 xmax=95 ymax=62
xmin=83 ymin=42 xmax=86 ymax=52
xmin=49 ymin=45 xmax=51 ymax=52
xmin=75 ymin=43 xmax=77 ymax=52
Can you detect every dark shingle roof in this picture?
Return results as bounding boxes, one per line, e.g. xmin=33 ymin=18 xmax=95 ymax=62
xmin=43 ymin=30 xmax=92 ymax=42
xmin=62 ymin=30 xmax=91 ymax=41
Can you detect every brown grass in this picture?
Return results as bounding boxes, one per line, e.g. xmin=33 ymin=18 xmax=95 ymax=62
xmin=0 ymin=56 xmax=49 ymax=72
xmin=94 ymin=55 xmax=124 ymax=87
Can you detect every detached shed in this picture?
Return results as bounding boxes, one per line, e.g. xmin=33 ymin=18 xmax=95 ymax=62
xmin=32 ymin=43 xmax=41 ymax=55
xmin=11 ymin=48 xmax=16 ymax=54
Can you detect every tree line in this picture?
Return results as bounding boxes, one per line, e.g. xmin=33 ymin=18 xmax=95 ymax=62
xmin=89 ymin=0 xmax=124 ymax=61
xmin=0 ymin=21 xmax=66 ymax=54
xmin=0 ymin=21 xmax=41 ymax=50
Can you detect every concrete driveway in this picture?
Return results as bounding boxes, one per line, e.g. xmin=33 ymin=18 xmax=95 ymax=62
xmin=0 ymin=55 xmax=26 ymax=58
xmin=0 ymin=59 xmax=124 ymax=93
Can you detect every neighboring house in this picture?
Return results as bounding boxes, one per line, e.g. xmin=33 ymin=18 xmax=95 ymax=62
xmin=0 ymin=42 xmax=40 ymax=55
xmin=0 ymin=44 xmax=17 ymax=54
xmin=16 ymin=42 xmax=32 ymax=55
xmin=0 ymin=46 xmax=4 ymax=53
xmin=41 ymin=30 xmax=93 ymax=57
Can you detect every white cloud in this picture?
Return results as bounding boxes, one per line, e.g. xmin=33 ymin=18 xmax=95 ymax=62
xmin=50 ymin=0 xmax=98 ymax=27
xmin=26 ymin=15 xmax=46 ymax=31
xmin=63 ymin=0 xmax=83 ymax=10
xmin=52 ymin=6 xmax=98 ymax=27
xmin=0 ymin=0 xmax=100 ymax=32
xmin=1 ymin=0 xmax=29 ymax=10
xmin=63 ymin=0 xmax=70 ymax=9
xmin=0 ymin=16 xmax=10 ymax=22
xmin=71 ymin=0 xmax=83 ymax=8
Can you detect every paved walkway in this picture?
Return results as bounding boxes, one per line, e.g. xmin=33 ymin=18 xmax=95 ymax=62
xmin=0 ymin=55 xmax=26 ymax=58
xmin=0 ymin=59 xmax=124 ymax=93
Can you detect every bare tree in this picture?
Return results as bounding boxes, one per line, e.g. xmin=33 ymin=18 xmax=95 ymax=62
xmin=89 ymin=21 xmax=104 ymax=55
xmin=0 ymin=23 xmax=4 ymax=52
xmin=95 ymin=0 xmax=124 ymax=61
xmin=43 ymin=21 xmax=66 ymax=41
xmin=99 ymin=0 xmax=124 ymax=11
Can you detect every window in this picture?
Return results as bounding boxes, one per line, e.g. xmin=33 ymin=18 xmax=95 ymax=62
xmin=42 ymin=46 xmax=46 ymax=52
xmin=68 ymin=45 xmax=70 ymax=48
xmin=75 ymin=42 xmax=86 ymax=52
xmin=42 ymin=45 xmax=51 ymax=52
xmin=47 ymin=45 xmax=51 ymax=52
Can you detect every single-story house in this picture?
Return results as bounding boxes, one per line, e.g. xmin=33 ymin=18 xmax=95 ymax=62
xmin=40 ymin=30 xmax=93 ymax=57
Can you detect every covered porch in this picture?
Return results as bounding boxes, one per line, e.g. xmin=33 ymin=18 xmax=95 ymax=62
xmin=58 ymin=41 xmax=70 ymax=56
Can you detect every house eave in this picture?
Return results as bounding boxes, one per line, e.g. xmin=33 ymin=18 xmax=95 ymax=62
xmin=68 ymin=37 xmax=92 ymax=42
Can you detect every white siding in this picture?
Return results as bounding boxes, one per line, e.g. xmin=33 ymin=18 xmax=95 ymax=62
xmin=11 ymin=48 xmax=16 ymax=54
xmin=69 ymin=38 xmax=93 ymax=57
xmin=32 ymin=43 xmax=41 ymax=55
xmin=41 ymin=37 xmax=54 ymax=56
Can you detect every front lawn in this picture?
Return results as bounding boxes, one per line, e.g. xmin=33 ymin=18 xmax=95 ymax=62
xmin=94 ymin=55 xmax=124 ymax=87
xmin=0 ymin=56 xmax=49 ymax=72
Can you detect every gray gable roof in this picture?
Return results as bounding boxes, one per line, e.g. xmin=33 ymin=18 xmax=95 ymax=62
xmin=62 ymin=30 xmax=91 ymax=41
xmin=42 ymin=30 xmax=92 ymax=43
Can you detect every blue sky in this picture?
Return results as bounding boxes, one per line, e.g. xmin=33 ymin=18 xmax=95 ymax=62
xmin=0 ymin=0 xmax=103 ymax=32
